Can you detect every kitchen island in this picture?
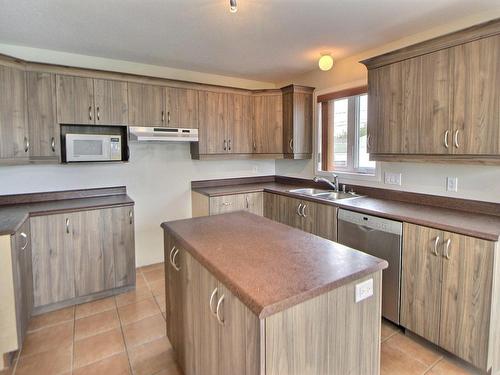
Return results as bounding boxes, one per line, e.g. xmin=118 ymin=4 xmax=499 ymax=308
xmin=161 ymin=211 xmax=388 ymax=375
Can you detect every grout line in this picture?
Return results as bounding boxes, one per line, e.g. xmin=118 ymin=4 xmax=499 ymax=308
xmin=115 ymin=296 xmax=135 ymax=375
xmin=423 ymin=357 xmax=443 ymax=374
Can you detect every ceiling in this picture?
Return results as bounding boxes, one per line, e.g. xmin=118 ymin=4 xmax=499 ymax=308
xmin=0 ymin=0 xmax=498 ymax=82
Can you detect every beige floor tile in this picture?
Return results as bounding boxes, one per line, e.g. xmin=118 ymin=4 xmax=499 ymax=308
xmin=149 ymin=279 xmax=166 ymax=297
xmin=115 ymin=288 xmax=153 ymax=308
xmin=75 ymin=297 xmax=116 ymax=319
xmin=75 ymin=309 xmax=121 ymax=340
xmin=139 ymin=263 xmax=164 ymax=273
xmin=15 ymin=346 xmax=71 ymax=375
xmin=21 ymin=321 xmax=73 ymax=357
xmin=73 ymin=327 xmax=125 ymax=369
xmin=384 ymin=333 xmax=442 ymax=367
xmin=128 ymin=337 xmax=175 ymax=375
xmin=380 ymin=339 xmax=429 ymax=375
xmin=143 ymin=269 xmax=165 ymax=283
xmin=118 ymin=298 xmax=160 ymax=325
xmin=427 ymin=358 xmax=481 ymax=375
xmin=135 ymin=274 xmax=148 ymax=289
xmin=154 ymin=294 xmax=166 ymax=313
xmin=381 ymin=319 xmax=398 ymax=342
xmin=122 ymin=313 xmax=166 ymax=349
xmin=73 ymin=352 xmax=131 ymax=375
xmin=27 ymin=306 xmax=74 ymax=332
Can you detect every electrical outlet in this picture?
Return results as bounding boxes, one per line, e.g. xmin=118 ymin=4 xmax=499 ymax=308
xmin=355 ymin=278 xmax=374 ymax=303
xmin=446 ymin=177 xmax=458 ymax=192
xmin=384 ymin=172 xmax=402 ymax=186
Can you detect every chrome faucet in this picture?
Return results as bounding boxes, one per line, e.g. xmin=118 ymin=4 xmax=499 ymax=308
xmin=313 ymin=175 xmax=339 ymax=192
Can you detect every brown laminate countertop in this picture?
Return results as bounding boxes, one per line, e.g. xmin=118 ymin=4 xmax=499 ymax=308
xmin=162 ymin=212 xmax=388 ymax=319
xmin=0 ymin=194 xmax=134 ymax=236
xmin=193 ymin=183 xmax=500 ymax=241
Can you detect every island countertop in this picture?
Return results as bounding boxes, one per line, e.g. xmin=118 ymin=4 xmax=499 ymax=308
xmin=161 ymin=211 xmax=388 ymax=319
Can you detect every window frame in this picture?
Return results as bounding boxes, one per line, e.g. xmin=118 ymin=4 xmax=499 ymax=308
xmin=315 ymin=85 xmax=381 ymax=182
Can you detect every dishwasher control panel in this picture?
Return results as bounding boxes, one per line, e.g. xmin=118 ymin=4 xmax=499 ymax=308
xmin=338 ymin=209 xmax=402 ymax=235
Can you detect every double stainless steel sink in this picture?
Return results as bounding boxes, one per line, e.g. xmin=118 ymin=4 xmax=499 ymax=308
xmin=288 ymin=188 xmax=362 ymax=201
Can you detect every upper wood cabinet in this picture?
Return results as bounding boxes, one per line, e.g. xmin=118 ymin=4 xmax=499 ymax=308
xmin=26 ymin=71 xmax=59 ymax=160
xmin=197 ymin=91 xmax=227 ymax=154
xmin=253 ymin=92 xmax=283 ymax=154
xmin=227 ymin=93 xmax=253 ymax=154
xmin=282 ymin=85 xmax=314 ymax=159
xmin=165 ymin=87 xmax=198 ymax=128
xmin=0 ymin=65 xmax=29 ymax=161
xmin=401 ymin=223 xmax=499 ymax=371
xmin=56 ymin=75 xmax=128 ymax=125
xmin=362 ymin=20 xmax=500 ymax=162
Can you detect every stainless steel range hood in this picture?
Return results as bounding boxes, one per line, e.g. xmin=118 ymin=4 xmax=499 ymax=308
xmin=129 ymin=127 xmax=198 ymax=142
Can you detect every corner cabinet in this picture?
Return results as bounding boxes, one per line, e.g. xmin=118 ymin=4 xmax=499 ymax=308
xmin=401 ymin=223 xmax=500 ymax=373
xmin=30 ymin=206 xmax=135 ymax=311
xmin=362 ymin=20 xmax=500 ymax=163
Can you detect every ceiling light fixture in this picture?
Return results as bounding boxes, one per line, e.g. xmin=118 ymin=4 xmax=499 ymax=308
xmin=318 ymin=54 xmax=334 ymax=71
xmin=229 ymin=0 xmax=237 ymax=13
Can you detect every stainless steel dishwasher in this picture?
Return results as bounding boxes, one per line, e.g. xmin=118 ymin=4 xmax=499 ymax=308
xmin=337 ymin=209 xmax=402 ymax=325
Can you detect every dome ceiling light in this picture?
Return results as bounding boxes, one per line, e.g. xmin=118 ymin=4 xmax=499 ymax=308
xmin=318 ymin=54 xmax=334 ymax=71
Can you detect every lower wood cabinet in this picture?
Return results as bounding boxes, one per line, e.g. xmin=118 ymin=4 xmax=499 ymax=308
xmin=401 ymin=223 xmax=500 ymax=372
xmin=191 ymin=191 xmax=263 ymax=217
xmin=30 ymin=206 xmax=135 ymax=310
xmin=264 ymin=192 xmax=337 ymax=241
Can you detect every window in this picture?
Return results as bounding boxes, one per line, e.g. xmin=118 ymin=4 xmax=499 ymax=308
xmin=317 ymin=86 xmax=375 ymax=175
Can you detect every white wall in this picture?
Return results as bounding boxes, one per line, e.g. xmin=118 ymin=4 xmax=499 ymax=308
xmin=276 ymin=11 xmax=500 ymax=204
xmin=0 ymin=143 xmax=275 ymax=266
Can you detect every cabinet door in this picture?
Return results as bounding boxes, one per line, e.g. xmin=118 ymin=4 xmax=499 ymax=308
xmin=165 ymin=238 xmax=183 ymax=364
xmin=244 ymin=192 xmax=263 ymax=216
xmin=218 ymin=283 xmax=260 ymax=375
xmin=366 ymin=68 xmax=379 ymax=154
xmin=26 ymin=71 xmax=59 ymax=159
xmin=450 ymin=35 xmax=500 ymax=155
xmin=0 ymin=66 xmax=28 ymax=160
xmin=253 ymin=94 xmax=283 ymax=153
xmin=439 ymin=233 xmax=494 ymax=369
xmin=165 ymin=87 xmax=198 ymax=128
xmin=127 ymin=83 xmax=164 ymax=126
xmin=297 ymin=200 xmax=316 ymax=234
xmin=283 ymin=91 xmax=313 ymax=155
xmin=101 ymin=206 xmax=135 ymax=288
xmin=11 ymin=220 xmax=33 ymax=348
xmin=31 ymin=213 xmax=76 ymax=307
xmin=278 ymin=195 xmax=304 ymax=230
xmin=227 ymin=93 xmax=253 ymax=153
xmin=93 ymin=79 xmax=128 ymax=125
xmin=56 ymin=75 xmax=94 ymax=124
xmin=210 ymin=194 xmax=247 ymax=215
xmin=313 ymin=203 xmax=337 ymax=241
xmin=263 ymin=192 xmax=281 ymax=222
xmin=198 ymin=91 xmax=227 ymax=154
xmin=73 ymin=210 xmax=115 ymax=297
xmin=401 ymin=223 xmax=442 ymax=345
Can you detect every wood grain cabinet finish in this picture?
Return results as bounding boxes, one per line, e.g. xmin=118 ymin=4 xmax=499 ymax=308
xmin=401 ymin=223 xmax=499 ymax=372
xmin=209 ymin=192 xmax=263 ymax=216
xmin=0 ymin=65 xmax=29 ymax=161
xmin=10 ymin=220 xmax=33 ymax=349
xmin=26 ymin=71 xmax=59 ymax=160
xmin=252 ymin=92 xmax=283 ymax=154
xmin=93 ymin=79 xmax=128 ymax=125
xmin=362 ymin=21 xmax=500 ymax=162
xmin=165 ymin=87 xmax=198 ymax=128
xmin=226 ymin=93 xmax=253 ymax=154
xmin=127 ymin=82 xmax=164 ymax=127
xmin=56 ymin=75 xmax=94 ymax=125
xmin=282 ymin=85 xmax=314 ymax=159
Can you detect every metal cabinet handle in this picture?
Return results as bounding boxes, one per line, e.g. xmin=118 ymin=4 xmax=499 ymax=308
xmin=443 ymin=239 xmax=451 ymax=260
xmin=167 ymin=111 xmax=170 ymax=124
xmin=432 ymin=236 xmax=440 ymax=256
xmin=296 ymin=203 xmax=303 ymax=216
xmin=24 ymin=137 xmax=30 ymax=153
xmin=65 ymin=218 xmax=70 ymax=234
xmin=51 ymin=137 xmax=56 ymax=152
xmin=161 ymin=111 xmax=165 ymax=123
xmin=228 ymin=139 xmax=231 ymax=151
xmin=169 ymin=246 xmax=176 ymax=266
xmin=89 ymin=106 xmax=92 ymax=121
xmin=223 ymin=139 xmax=227 ymax=151
xmin=301 ymin=204 xmax=307 ymax=218
xmin=453 ymin=130 xmax=460 ymax=148
xmin=245 ymin=195 xmax=249 ymax=209
xmin=216 ymin=295 xmax=225 ymax=325
xmin=289 ymin=138 xmax=293 ymax=151
xmin=171 ymin=248 xmax=181 ymax=271
xmin=444 ymin=130 xmax=449 ymax=149
xmin=367 ymin=133 xmax=372 ymax=149
xmin=129 ymin=210 xmax=133 ymax=224
xmin=222 ymin=201 xmax=232 ymax=206
xmin=209 ymin=287 xmax=218 ymax=316
xmin=253 ymin=142 xmax=256 ymax=151
xmin=20 ymin=232 xmax=28 ymax=250
xmin=97 ymin=106 xmax=100 ymax=121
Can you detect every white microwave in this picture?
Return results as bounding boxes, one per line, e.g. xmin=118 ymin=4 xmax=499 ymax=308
xmin=65 ymin=133 xmax=122 ymax=162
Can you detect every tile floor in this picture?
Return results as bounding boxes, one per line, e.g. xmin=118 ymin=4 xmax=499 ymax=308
xmin=1 ymin=262 xmax=481 ymax=375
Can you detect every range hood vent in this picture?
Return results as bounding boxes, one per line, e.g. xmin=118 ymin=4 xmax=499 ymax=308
xmin=129 ymin=127 xmax=198 ymax=142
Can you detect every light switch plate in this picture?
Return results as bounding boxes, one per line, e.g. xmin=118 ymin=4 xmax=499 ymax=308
xmin=355 ymin=278 xmax=374 ymax=303
xmin=446 ymin=177 xmax=458 ymax=192
xmin=384 ymin=172 xmax=402 ymax=186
